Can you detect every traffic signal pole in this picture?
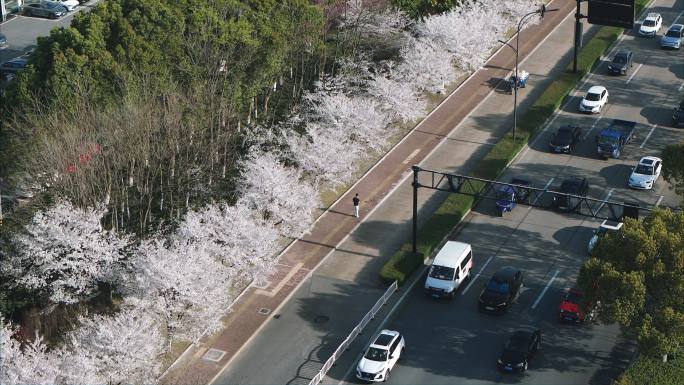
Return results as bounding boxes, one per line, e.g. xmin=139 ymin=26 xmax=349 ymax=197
xmin=574 ymin=0 xmax=587 ymax=73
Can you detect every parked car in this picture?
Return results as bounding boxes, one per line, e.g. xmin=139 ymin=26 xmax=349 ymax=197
xmin=607 ymin=51 xmax=633 ymax=75
xmin=356 ymin=330 xmax=405 ymax=382
xmin=55 ymin=0 xmax=79 ymax=11
xmin=673 ymin=100 xmax=684 ymax=128
xmin=628 ymin=156 xmax=662 ymax=190
xmin=559 ymin=289 xmax=595 ymax=323
xmin=588 ymin=219 xmax=623 ymax=253
xmin=23 ymin=2 xmax=67 ymax=19
xmin=579 ymin=86 xmax=608 ymax=113
xmin=0 ymin=33 xmax=7 ymax=49
xmin=0 ymin=57 xmax=29 ymax=81
xmin=549 ymin=125 xmax=582 ymax=153
xmin=478 ymin=266 xmax=523 ymax=314
xmin=552 ymin=177 xmax=589 ymax=212
xmin=661 ymin=24 xmax=684 ymax=49
xmin=497 ymin=329 xmax=541 ymax=373
xmin=638 ymin=13 xmax=662 ymax=37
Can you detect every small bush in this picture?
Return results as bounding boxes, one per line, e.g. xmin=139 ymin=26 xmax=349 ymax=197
xmin=380 ymin=246 xmax=425 ymax=285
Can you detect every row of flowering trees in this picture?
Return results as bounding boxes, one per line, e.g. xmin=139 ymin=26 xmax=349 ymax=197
xmin=1 ymin=0 xmax=541 ymax=383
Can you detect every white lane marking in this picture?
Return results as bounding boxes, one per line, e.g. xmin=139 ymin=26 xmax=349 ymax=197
xmin=595 ymin=188 xmax=615 ymax=213
xmin=531 ymin=270 xmax=559 ymax=309
xmin=462 ymin=256 xmax=494 ymax=295
xmin=679 ymin=82 xmax=684 ymax=92
xmin=655 ymin=195 xmax=664 ymax=207
xmin=402 ymin=149 xmax=421 ymax=165
xmin=640 ymin=124 xmax=657 ymax=148
xmin=674 ymin=8 xmax=684 ymax=24
xmin=583 ymin=117 xmax=603 ymax=140
xmin=626 ymin=63 xmax=643 ymax=84
xmin=530 ymin=177 xmax=555 ymax=208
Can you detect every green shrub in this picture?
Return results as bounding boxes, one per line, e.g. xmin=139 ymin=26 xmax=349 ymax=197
xmin=379 ymin=6 xmax=645 ymax=285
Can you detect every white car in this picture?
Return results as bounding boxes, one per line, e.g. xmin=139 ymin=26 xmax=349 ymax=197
xmin=579 ymin=86 xmax=608 ymax=113
xmin=628 ymin=156 xmax=662 ymax=189
xmin=356 ymin=330 xmax=405 ymax=382
xmin=588 ymin=219 xmax=623 ymax=253
xmin=639 ymin=13 xmax=662 ymax=37
xmin=54 ymin=0 xmax=79 ymax=11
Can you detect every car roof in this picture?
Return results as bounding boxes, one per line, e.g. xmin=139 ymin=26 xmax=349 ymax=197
xmin=600 ymin=219 xmax=623 ymax=230
xmin=669 ymin=24 xmax=684 ymax=31
xmin=587 ymin=85 xmax=605 ymax=93
xmin=561 ymin=177 xmax=586 ymax=185
xmin=645 ymin=13 xmax=660 ymax=19
xmin=432 ymin=241 xmax=471 ymax=268
xmin=557 ymin=125 xmax=576 ymax=132
xmin=492 ymin=266 xmax=519 ymax=281
xmin=370 ymin=330 xmax=398 ymax=348
xmin=614 ymin=51 xmax=631 ymax=57
xmin=639 ymin=156 xmax=661 ymax=165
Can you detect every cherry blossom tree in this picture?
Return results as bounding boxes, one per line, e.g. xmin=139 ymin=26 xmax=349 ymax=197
xmin=58 ymin=302 xmax=165 ymax=385
xmin=0 ymin=200 xmax=131 ymax=304
xmin=239 ymin=148 xmax=320 ymax=238
xmin=1 ymin=314 xmax=62 ymax=385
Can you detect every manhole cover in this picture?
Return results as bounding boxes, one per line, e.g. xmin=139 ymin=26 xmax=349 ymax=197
xmin=314 ymin=315 xmax=329 ymax=324
xmin=202 ymin=348 xmax=226 ymax=362
xmin=258 ymin=308 xmax=272 ymax=315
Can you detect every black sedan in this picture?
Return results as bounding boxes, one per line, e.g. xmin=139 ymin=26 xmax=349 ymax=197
xmin=552 ymin=177 xmax=589 ymax=212
xmin=549 ymin=125 xmax=582 ymax=153
xmin=497 ymin=329 xmax=542 ymax=373
xmin=478 ymin=266 xmax=523 ymax=314
xmin=607 ymin=51 xmax=633 ymax=75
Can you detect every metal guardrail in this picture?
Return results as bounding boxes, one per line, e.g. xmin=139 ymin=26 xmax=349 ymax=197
xmin=308 ymin=280 xmax=398 ymax=385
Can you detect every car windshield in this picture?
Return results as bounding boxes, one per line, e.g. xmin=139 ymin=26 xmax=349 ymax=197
xmin=429 ymin=265 xmax=455 ymax=280
xmin=364 ymin=347 xmax=388 ymax=361
xmin=505 ymin=335 xmax=528 ymax=352
xmin=635 ymin=165 xmax=654 ymax=175
xmin=565 ymin=291 xmax=583 ymax=303
xmin=486 ymin=277 xmax=510 ymax=294
xmin=613 ymin=55 xmax=627 ymax=64
xmin=598 ymin=135 xmax=618 ymax=146
xmin=585 ymin=92 xmax=601 ymax=101
xmin=643 ymin=20 xmax=656 ymax=27
xmin=666 ymin=29 xmax=681 ymax=37
xmin=497 ymin=189 xmax=514 ymax=201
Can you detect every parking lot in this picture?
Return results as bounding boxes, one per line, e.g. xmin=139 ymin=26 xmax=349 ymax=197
xmin=0 ymin=0 xmax=101 ymax=81
xmin=336 ymin=1 xmax=683 ymax=384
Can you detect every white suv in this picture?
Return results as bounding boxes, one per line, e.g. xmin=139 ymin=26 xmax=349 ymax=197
xmin=356 ymin=330 xmax=405 ymax=382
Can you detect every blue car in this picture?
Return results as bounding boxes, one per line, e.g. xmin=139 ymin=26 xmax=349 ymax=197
xmin=661 ymin=24 xmax=683 ymax=49
xmin=495 ymin=178 xmax=530 ymax=216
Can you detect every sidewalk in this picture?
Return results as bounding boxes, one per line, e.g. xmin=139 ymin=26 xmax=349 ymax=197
xmin=160 ymin=1 xmax=586 ymax=384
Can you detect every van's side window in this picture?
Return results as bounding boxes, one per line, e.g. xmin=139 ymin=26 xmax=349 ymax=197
xmin=460 ymin=251 xmax=472 ymax=270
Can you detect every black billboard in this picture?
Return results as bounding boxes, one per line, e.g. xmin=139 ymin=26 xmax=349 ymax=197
xmin=588 ymin=0 xmax=635 ymax=29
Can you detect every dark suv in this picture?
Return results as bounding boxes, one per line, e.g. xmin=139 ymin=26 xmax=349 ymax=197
xmin=478 ymin=266 xmax=523 ymax=314
xmin=552 ymin=177 xmax=589 ymax=212
xmin=607 ymin=51 xmax=633 ymax=75
xmin=0 ymin=57 xmax=29 ymax=81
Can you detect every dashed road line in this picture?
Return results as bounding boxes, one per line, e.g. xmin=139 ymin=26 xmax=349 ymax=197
xmin=583 ymin=117 xmax=603 ymax=140
xmin=462 ymin=256 xmax=494 ymax=295
xmin=655 ymin=195 xmax=664 ymax=207
xmin=531 ymin=270 xmax=559 ymax=309
xmin=530 ymin=177 xmax=555 ymax=207
xmin=640 ymin=124 xmax=657 ymax=148
xmin=626 ymin=64 xmax=643 ymax=84
xmin=594 ymin=188 xmax=615 ymax=213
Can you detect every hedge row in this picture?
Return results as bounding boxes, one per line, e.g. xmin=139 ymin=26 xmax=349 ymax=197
xmin=380 ymin=2 xmax=648 ymax=285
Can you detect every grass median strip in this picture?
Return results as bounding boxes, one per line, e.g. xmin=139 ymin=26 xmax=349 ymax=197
xmin=380 ymin=0 xmax=648 ymax=285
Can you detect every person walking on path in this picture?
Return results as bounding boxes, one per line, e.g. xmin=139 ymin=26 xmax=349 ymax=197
xmin=352 ymin=193 xmax=360 ymax=219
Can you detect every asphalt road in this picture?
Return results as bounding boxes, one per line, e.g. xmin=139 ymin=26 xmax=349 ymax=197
xmin=335 ymin=1 xmax=684 ymax=384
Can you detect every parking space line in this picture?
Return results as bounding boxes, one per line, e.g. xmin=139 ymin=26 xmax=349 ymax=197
xmin=640 ymin=124 xmax=657 ymax=148
xmin=655 ymin=195 xmax=664 ymax=207
xmin=626 ymin=63 xmax=643 ymax=84
xmin=583 ymin=117 xmax=603 ymax=140
xmin=461 ymin=256 xmax=494 ymax=295
xmin=679 ymin=82 xmax=684 ymax=92
xmin=530 ymin=177 xmax=554 ymax=207
xmin=531 ymin=270 xmax=559 ymax=309
xmin=594 ymin=188 xmax=615 ymax=213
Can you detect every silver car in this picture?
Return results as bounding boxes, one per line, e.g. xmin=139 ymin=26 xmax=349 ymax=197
xmin=661 ymin=24 xmax=683 ymax=49
xmin=23 ymin=2 xmax=67 ymax=19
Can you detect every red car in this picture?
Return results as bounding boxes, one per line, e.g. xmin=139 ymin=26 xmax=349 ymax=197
xmin=559 ymin=289 xmax=591 ymax=323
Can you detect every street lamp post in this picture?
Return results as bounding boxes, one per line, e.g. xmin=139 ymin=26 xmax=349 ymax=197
xmin=499 ymin=5 xmax=557 ymax=143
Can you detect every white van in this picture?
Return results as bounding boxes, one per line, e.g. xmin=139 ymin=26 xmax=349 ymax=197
xmin=424 ymin=241 xmax=473 ymax=299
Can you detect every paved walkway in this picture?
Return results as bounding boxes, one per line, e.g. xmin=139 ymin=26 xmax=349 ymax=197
xmin=160 ymin=0 xmax=585 ymax=383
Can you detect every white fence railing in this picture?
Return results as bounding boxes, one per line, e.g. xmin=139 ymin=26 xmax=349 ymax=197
xmin=308 ymin=280 xmax=398 ymax=385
